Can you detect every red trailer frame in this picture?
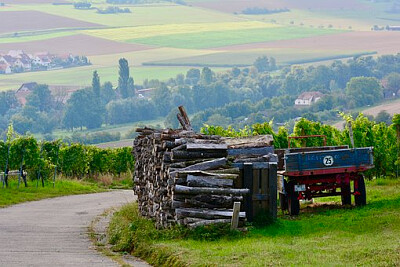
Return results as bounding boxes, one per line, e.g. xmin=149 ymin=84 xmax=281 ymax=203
xmin=279 ymin=136 xmax=373 ymax=215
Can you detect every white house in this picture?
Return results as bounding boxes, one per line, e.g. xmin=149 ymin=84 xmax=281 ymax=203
xmin=0 ymin=63 xmax=11 ymax=74
xmin=295 ymin=91 xmax=324 ymax=106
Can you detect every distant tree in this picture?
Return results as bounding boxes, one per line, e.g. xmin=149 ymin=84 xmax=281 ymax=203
xmin=185 ymin=68 xmax=200 ymax=85
xmin=128 ymin=77 xmax=135 ymax=97
xmin=0 ymin=90 xmax=19 ymax=116
xmin=74 ymin=2 xmax=91 ymax=9
xmin=200 ymin=67 xmax=214 ymax=85
xmin=101 ymin=82 xmax=116 ymax=104
xmin=92 ymin=71 xmax=101 ymax=99
xmin=384 ymin=72 xmax=400 ymax=96
xmin=118 ymin=58 xmax=130 ymax=99
xmin=63 ymin=89 xmax=103 ymax=130
xmin=25 ymin=84 xmax=53 ymax=112
xmin=253 ymin=56 xmax=269 ymax=73
xmin=152 ymin=83 xmax=172 ymax=115
xmin=346 ymin=77 xmax=382 ymax=107
xmin=375 ymin=111 xmax=392 ymax=125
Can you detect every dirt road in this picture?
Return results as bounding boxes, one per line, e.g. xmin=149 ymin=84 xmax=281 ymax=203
xmin=0 ymin=190 xmax=135 ymax=266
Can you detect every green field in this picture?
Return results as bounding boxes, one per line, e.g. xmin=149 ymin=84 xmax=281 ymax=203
xmin=129 ymin=27 xmax=343 ymax=49
xmin=109 ymin=178 xmax=400 ymax=266
xmin=145 ymin=49 xmax=375 ymax=67
xmin=0 ymin=65 xmax=210 ymax=91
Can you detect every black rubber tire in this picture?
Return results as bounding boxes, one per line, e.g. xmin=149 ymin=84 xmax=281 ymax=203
xmin=287 ymin=181 xmax=300 ymax=216
xmin=355 ymin=175 xmax=367 ymax=206
xmin=341 ymin=182 xmax=352 ymax=205
xmin=279 ymin=180 xmax=288 ymax=211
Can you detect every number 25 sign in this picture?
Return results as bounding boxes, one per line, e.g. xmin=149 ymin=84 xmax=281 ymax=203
xmin=323 ymin=155 xmax=334 ymax=166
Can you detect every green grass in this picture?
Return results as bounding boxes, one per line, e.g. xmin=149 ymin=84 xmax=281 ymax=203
xmin=145 ymin=49 xmax=375 ymax=67
xmin=0 ymin=179 xmax=105 ymax=208
xmin=109 ymin=178 xmax=400 ymax=266
xmin=0 ymin=65 xmax=208 ymax=91
xmin=129 ymin=26 xmax=343 ymax=49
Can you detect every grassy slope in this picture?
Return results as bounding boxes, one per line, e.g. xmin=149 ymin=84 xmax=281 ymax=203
xmin=0 ymin=179 xmax=105 ymax=207
xmin=111 ymin=179 xmax=400 ymax=266
xmin=130 ymin=27 xmax=343 ymax=49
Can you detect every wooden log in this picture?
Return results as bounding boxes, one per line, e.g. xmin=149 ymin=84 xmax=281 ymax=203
xmin=188 ymin=219 xmax=231 ymax=229
xmin=172 ymin=170 xmax=238 ymax=180
xmin=175 ymin=158 xmax=227 ymax=172
xmin=186 ymin=175 xmax=233 ymax=188
xmin=228 ymin=147 xmax=274 ymax=156
xmin=175 ymin=185 xmax=249 ymax=195
xmin=171 ymin=150 xmax=227 ymax=160
xmin=207 ymin=168 xmax=240 ymax=175
xmin=186 ymin=143 xmax=227 ymax=151
xmin=178 ymin=105 xmax=193 ymax=131
xmin=175 ymin=208 xmax=246 ymax=220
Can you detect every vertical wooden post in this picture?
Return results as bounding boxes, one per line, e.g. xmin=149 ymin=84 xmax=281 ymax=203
xmin=231 ymin=202 xmax=241 ymax=229
xmin=53 ymin=147 xmax=59 ymax=188
xmin=348 ymin=121 xmax=355 ymax=148
xmin=18 ymin=149 xmax=25 ymax=189
xmin=268 ymin=162 xmax=277 ymax=220
xmin=3 ymin=145 xmax=10 ymax=188
xmin=243 ymin=162 xmax=254 ymax=222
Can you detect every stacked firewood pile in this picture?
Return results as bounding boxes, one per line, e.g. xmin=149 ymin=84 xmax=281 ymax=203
xmin=133 ymin=107 xmax=274 ymax=229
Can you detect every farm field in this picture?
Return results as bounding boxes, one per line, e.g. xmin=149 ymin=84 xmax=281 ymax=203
xmin=187 ymin=0 xmax=368 ymax=13
xmin=0 ymin=34 xmax=153 ymax=55
xmin=362 ymin=98 xmax=400 ymax=117
xmin=84 ymin=21 xmax=275 ymax=41
xmin=0 ymin=65 xmax=200 ymax=91
xmin=129 ymin=27 xmax=342 ymax=49
xmin=19 ymin=3 xmax=241 ymax=27
xmin=111 ymin=178 xmax=400 ymax=266
xmin=0 ymin=0 xmax=393 ymax=93
xmin=146 ymin=49 xmax=373 ymax=67
xmin=0 ymin=11 xmax=100 ymax=34
xmin=214 ymin=31 xmax=400 ymax=56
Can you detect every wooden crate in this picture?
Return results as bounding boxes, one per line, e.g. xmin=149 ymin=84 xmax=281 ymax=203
xmin=234 ymin=162 xmax=277 ymax=222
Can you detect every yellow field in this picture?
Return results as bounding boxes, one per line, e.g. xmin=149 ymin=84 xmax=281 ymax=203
xmin=84 ymin=21 xmax=278 ymax=41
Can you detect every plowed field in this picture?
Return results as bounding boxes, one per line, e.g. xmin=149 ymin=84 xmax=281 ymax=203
xmin=0 ymin=11 xmax=100 ymax=34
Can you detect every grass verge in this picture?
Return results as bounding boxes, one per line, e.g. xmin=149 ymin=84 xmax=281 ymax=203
xmin=0 ymin=179 xmax=106 ymax=207
xmin=108 ymin=178 xmax=400 ymax=266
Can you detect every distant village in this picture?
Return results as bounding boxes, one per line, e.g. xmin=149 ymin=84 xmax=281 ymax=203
xmin=0 ymin=50 xmax=90 ymax=74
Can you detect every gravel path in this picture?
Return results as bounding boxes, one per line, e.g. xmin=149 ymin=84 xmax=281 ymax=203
xmin=0 ymin=190 xmax=135 ymax=267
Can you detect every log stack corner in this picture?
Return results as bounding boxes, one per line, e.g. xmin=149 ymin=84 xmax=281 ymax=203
xmin=133 ymin=106 xmax=275 ymax=229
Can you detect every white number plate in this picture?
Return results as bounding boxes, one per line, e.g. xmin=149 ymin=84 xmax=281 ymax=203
xmin=294 ymin=184 xmax=306 ymax=192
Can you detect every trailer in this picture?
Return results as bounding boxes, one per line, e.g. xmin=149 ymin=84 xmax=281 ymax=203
xmin=276 ymin=136 xmax=374 ymax=215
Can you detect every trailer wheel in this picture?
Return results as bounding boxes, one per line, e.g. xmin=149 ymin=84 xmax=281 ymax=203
xmin=341 ymin=182 xmax=351 ymax=205
xmin=287 ymin=181 xmax=300 ymax=215
xmin=355 ymin=175 xmax=366 ymax=206
xmin=279 ymin=180 xmax=288 ymax=211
